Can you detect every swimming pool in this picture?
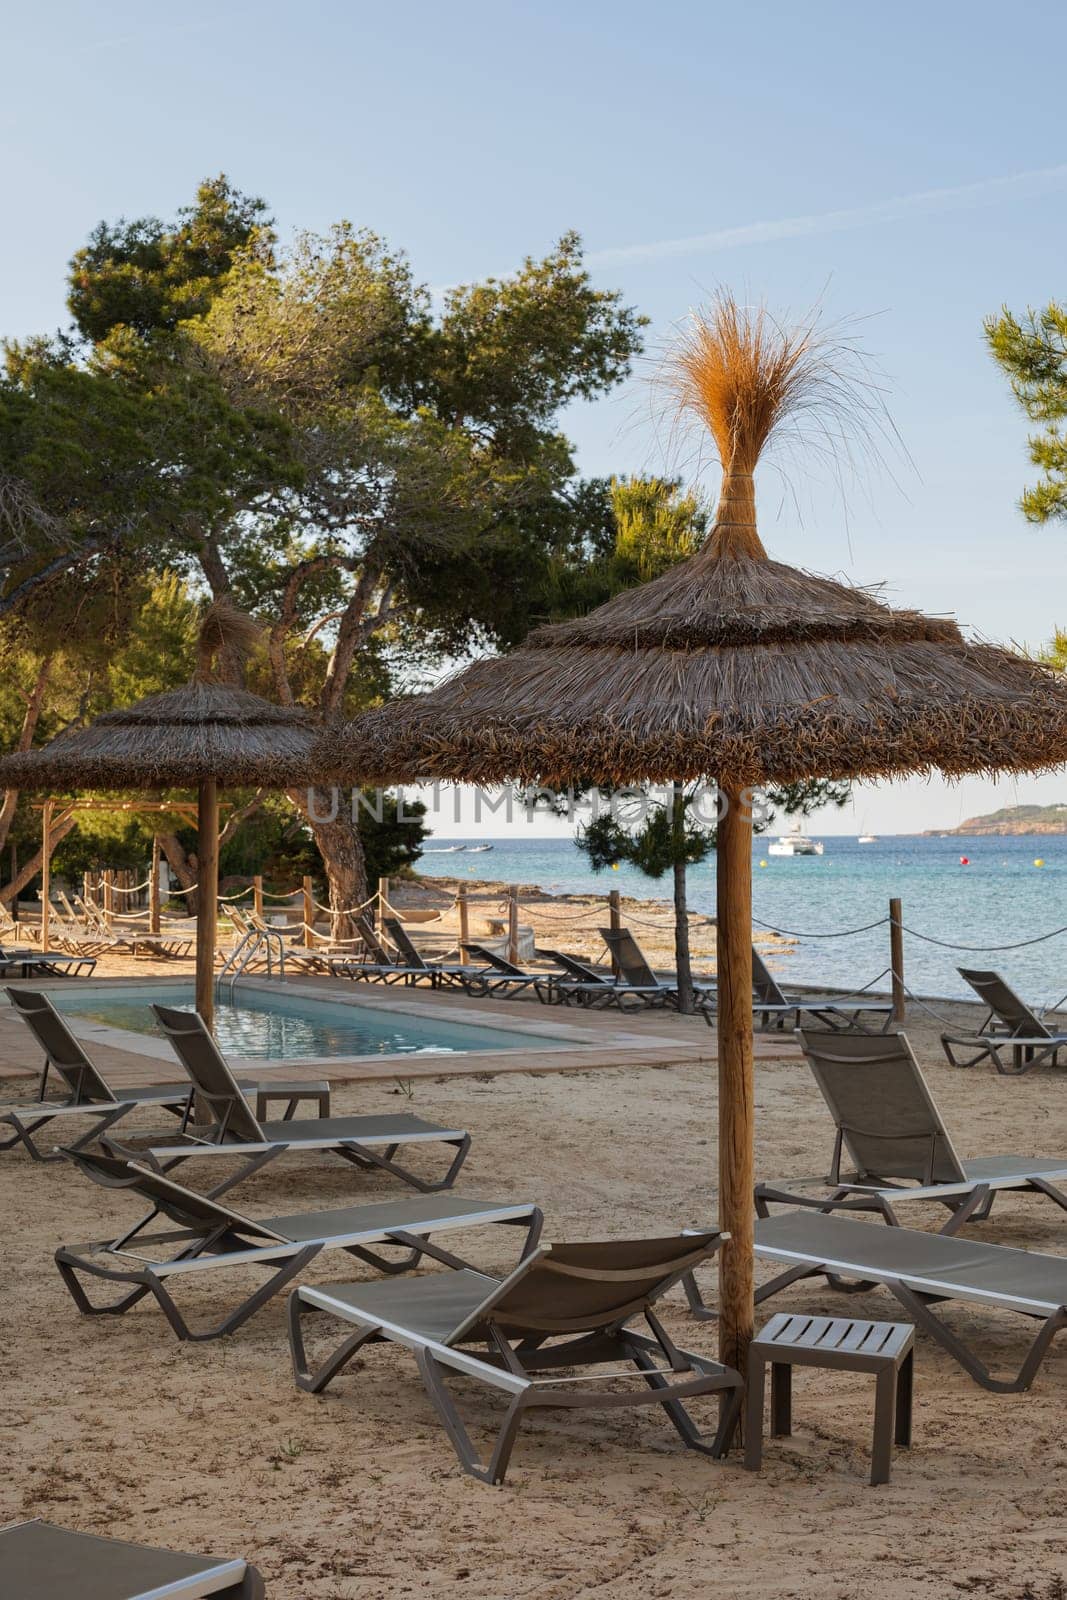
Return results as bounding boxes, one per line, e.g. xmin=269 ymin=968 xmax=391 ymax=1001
xmin=46 ymin=983 xmax=565 ymax=1061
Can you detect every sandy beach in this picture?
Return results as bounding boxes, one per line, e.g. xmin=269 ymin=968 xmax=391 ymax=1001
xmin=2 ymin=896 xmax=1066 ymax=1598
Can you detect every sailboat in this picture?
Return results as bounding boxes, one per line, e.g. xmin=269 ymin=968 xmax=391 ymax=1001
xmin=857 ymin=816 xmax=878 ymax=844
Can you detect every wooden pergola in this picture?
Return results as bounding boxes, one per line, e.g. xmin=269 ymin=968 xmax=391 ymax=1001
xmin=33 ymin=797 xmax=200 ymax=952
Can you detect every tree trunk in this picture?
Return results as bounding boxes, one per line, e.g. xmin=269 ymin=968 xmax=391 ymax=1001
xmin=671 ymin=782 xmax=694 ymax=1014
xmin=0 ymin=814 xmax=76 ymax=907
xmin=289 ymin=787 xmax=368 ymax=943
xmin=0 ymin=654 xmax=54 ymax=858
xmin=158 ymin=832 xmax=199 ymax=915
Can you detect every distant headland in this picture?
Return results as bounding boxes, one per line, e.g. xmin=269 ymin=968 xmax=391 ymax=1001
xmin=924 ymin=805 xmax=1067 ymax=836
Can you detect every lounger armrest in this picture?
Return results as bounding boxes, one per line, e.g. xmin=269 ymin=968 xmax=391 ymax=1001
xmin=754 ymin=1181 xmax=905 ymax=1221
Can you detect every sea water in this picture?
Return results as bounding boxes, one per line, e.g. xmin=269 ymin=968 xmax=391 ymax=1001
xmin=418 ymin=835 xmax=1067 ymax=1004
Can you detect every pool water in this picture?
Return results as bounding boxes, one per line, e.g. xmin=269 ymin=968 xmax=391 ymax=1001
xmin=46 ymin=984 xmax=557 ymax=1060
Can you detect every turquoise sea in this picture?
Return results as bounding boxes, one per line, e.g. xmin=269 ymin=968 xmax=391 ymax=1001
xmin=416 ymin=834 xmax=1067 ymax=1005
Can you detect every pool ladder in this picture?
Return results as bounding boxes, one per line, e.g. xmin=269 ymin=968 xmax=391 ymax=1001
xmin=216 ymin=926 xmax=289 ymax=1000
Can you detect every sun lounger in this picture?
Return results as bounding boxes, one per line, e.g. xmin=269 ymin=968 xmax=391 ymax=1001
xmin=329 ymin=914 xmax=459 ymax=987
xmin=553 ymin=928 xmax=713 ymax=1010
xmin=0 ymin=938 xmax=96 ymax=978
xmin=531 ymin=947 xmax=615 ymax=1005
xmin=758 ymin=1028 xmax=1067 ymax=1232
xmin=383 ymin=918 xmax=484 ymax=987
xmin=288 ymin=1230 xmax=742 ymax=1483
xmin=941 ymin=968 xmax=1067 ymax=1073
xmin=0 ymin=988 xmax=329 ymax=1163
xmin=747 ymin=1209 xmax=1067 ymax=1393
xmin=55 ymin=1145 xmax=540 ymax=1342
xmin=454 ymin=942 xmax=560 ymax=999
xmin=741 ymin=948 xmax=893 ymax=1033
xmin=106 ymin=1002 xmax=472 ymax=1194
xmin=1 ymin=1517 xmax=264 ymax=1598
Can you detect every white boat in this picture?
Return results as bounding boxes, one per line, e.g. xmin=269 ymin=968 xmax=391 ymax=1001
xmin=467 ymin=844 xmax=494 ymax=853
xmin=858 ymin=834 xmax=878 ymax=845
xmin=767 ymin=823 xmax=824 ymax=857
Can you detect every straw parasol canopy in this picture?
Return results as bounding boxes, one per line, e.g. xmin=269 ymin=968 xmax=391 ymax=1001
xmin=0 ymin=601 xmax=318 ymax=1027
xmin=321 ymin=294 xmax=1067 ymax=1394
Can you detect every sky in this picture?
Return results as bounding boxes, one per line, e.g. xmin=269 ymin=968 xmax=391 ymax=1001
xmin=4 ymin=0 xmax=1067 ymax=834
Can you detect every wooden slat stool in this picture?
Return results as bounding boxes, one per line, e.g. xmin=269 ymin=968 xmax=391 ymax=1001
xmin=254 ymin=1080 xmax=331 ymax=1120
xmin=744 ymin=1313 xmax=914 ymax=1484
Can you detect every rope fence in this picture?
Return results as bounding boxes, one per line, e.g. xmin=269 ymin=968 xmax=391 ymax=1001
xmin=46 ymin=860 xmax=1067 ymax=1017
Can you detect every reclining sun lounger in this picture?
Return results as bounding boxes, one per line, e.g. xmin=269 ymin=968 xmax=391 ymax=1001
xmin=383 ymin=918 xmax=485 ymax=987
xmin=0 ymin=938 xmax=96 ymax=977
xmin=288 ymin=1230 xmax=742 ymax=1484
xmin=330 ymin=914 xmax=464 ymax=988
xmin=941 ymin=968 xmax=1067 ymax=1074
xmin=742 ymin=948 xmax=893 ymax=1033
xmin=554 ymin=929 xmax=714 ymax=1010
xmin=55 ymin=1146 xmax=540 ymax=1341
xmin=758 ymin=1028 xmax=1067 ymax=1232
xmin=106 ymin=1003 xmax=472 ymax=1194
xmin=1 ymin=1517 xmax=264 ymax=1598
xmin=0 ymin=988 xmax=329 ymax=1163
xmin=456 ymin=942 xmax=557 ymax=999
xmin=748 ymin=1209 xmax=1067 ymax=1393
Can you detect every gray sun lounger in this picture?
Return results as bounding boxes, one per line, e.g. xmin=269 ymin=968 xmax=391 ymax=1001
xmin=104 ymin=1003 xmax=471 ymax=1195
xmin=330 ymin=914 xmax=465 ymax=988
xmin=0 ymin=988 xmax=328 ymax=1163
xmin=456 ymin=942 xmax=557 ymax=999
xmin=1 ymin=1518 xmax=264 ymax=1598
xmin=754 ymin=1028 xmax=1067 ymax=1232
xmin=384 ymin=918 xmax=485 ymax=987
xmin=747 ymin=1210 xmax=1067 ymax=1394
xmin=941 ymin=967 xmax=1067 ymax=1074
xmin=55 ymin=1145 xmax=540 ymax=1342
xmin=0 ymin=940 xmax=97 ymax=977
xmin=289 ymin=1230 xmax=741 ymax=1484
xmin=555 ymin=929 xmax=714 ymax=1010
xmin=748 ymin=948 xmax=892 ymax=1033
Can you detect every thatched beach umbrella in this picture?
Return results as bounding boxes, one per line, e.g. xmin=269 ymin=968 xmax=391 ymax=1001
xmin=319 ymin=297 xmax=1067 ymax=1383
xmin=0 ymin=603 xmax=317 ymax=1029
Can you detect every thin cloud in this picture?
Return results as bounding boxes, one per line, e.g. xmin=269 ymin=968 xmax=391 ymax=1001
xmin=586 ymin=164 xmax=1067 ymax=268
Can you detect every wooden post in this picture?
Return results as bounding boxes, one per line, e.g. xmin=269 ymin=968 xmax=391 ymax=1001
xmin=507 ymin=883 xmax=520 ymax=966
xmin=377 ymin=876 xmax=389 ymax=936
xmin=9 ymin=841 xmax=17 ymax=923
xmin=253 ymin=875 xmax=264 ymax=921
xmin=608 ymin=888 xmax=622 ymax=977
xmin=302 ymin=875 xmax=314 ymax=948
xmin=102 ymin=871 xmax=114 ymax=932
xmin=890 ymin=897 xmax=905 ymax=1023
xmin=195 ymin=780 xmax=218 ymax=1031
xmin=716 ymin=783 xmax=755 ymax=1410
xmin=40 ymin=800 xmax=52 ymax=953
xmin=457 ymin=882 xmax=469 ymax=952
xmin=149 ymin=837 xmax=161 ymax=935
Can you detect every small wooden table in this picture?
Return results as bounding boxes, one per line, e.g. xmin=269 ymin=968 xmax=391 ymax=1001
xmin=744 ymin=1312 xmax=914 ymax=1484
xmin=253 ymin=1080 xmax=331 ymax=1120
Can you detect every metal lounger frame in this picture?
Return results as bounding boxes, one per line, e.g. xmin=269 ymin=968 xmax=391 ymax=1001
xmin=941 ymin=967 xmax=1067 ymax=1074
xmin=766 ymin=1027 xmax=1067 ymax=1232
xmin=106 ymin=1002 xmax=472 ymax=1196
xmin=55 ymin=1147 xmax=542 ymax=1342
xmin=289 ymin=1231 xmax=741 ymax=1484
xmin=686 ymin=1208 xmax=1067 ymax=1394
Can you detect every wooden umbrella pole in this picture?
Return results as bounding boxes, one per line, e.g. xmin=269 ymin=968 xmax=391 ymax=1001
xmin=149 ymin=837 xmax=161 ymax=936
xmin=196 ymin=780 xmax=218 ymax=1032
xmin=40 ymin=800 xmax=52 ymax=953
xmin=716 ymin=782 xmax=755 ymax=1401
